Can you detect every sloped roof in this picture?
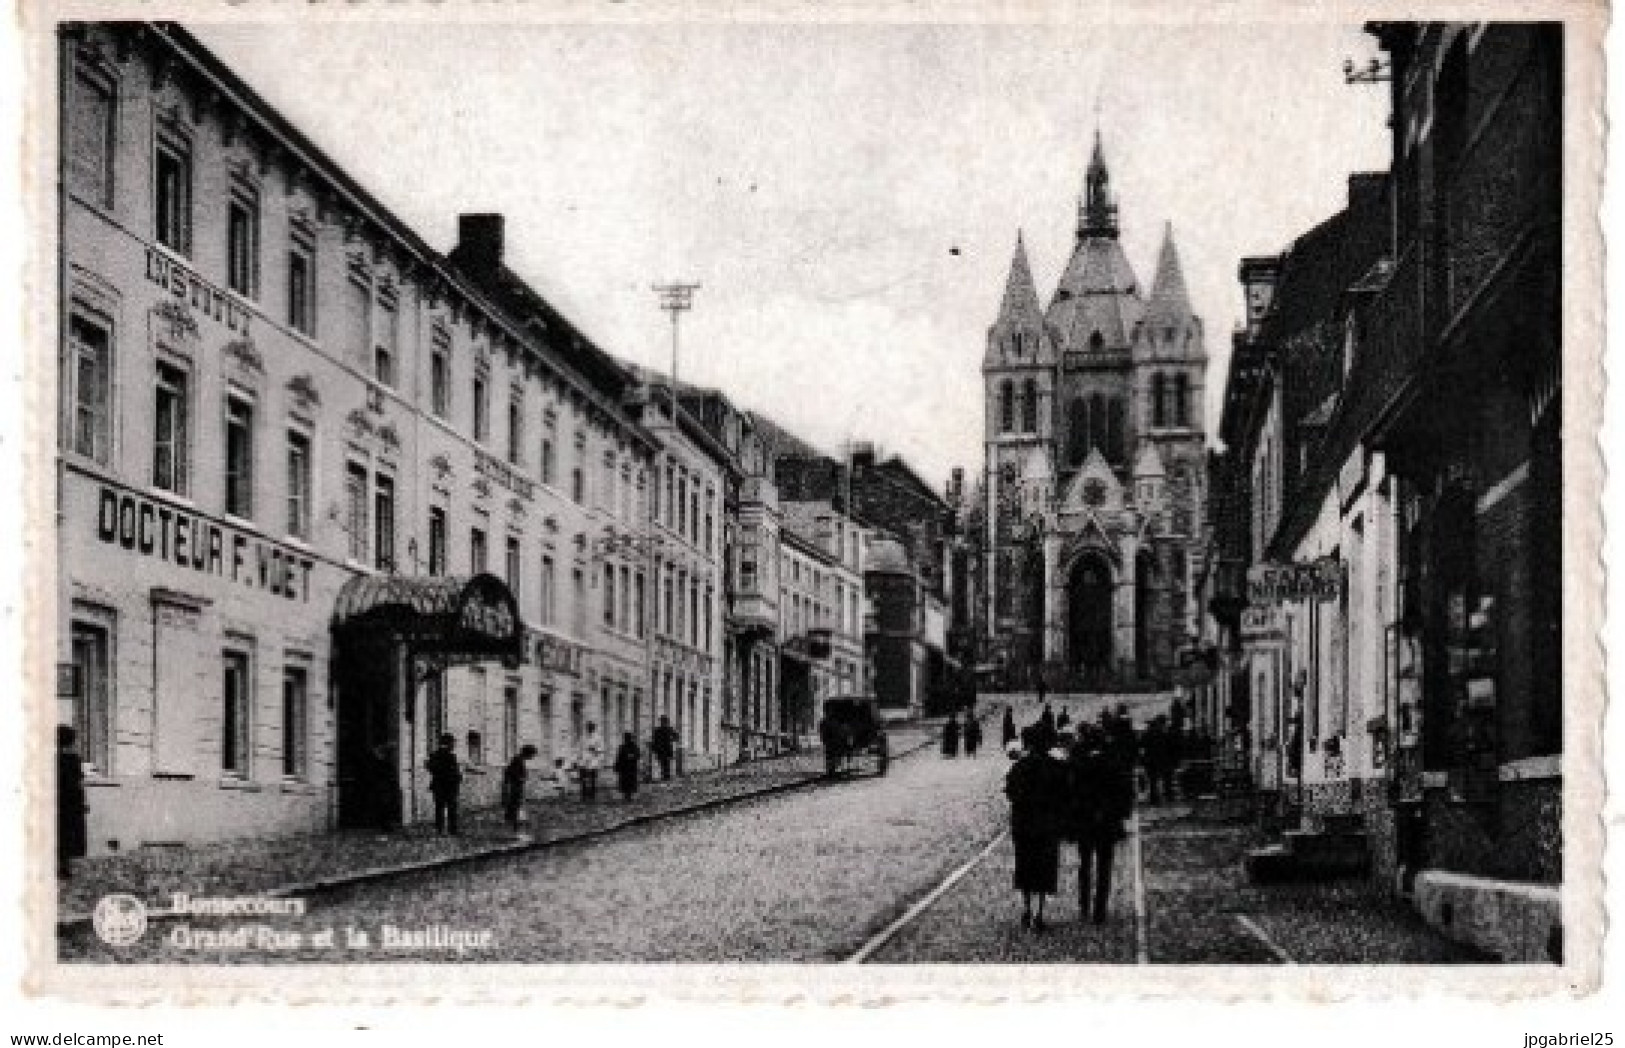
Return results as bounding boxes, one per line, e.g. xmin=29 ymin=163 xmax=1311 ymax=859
xmin=1046 ymin=237 xmax=1144 ymax=352
xmin=1143 ymin=222 xmax=1195 ymax=328
xmin=1133 ymin=441 xmax=1167 ymax=479
xmin=985 ymin=232 xmax=1054 ymax=366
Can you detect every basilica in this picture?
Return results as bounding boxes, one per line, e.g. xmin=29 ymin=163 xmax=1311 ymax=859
xmin=981 ymin=135 xmax=1208 ymax=689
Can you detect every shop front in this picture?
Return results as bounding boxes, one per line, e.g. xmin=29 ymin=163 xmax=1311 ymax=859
xmin=329 ymin=573 xmax=523 ymax=829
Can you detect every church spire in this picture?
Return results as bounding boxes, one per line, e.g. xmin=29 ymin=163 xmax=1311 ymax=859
xmin=1145 ymin=221 xmax=1194 ymax=321
xmin=1078 ymin=131 xmax=1120 ymax=240
xmin=986 ymin=231 xmax=1051 ymax=366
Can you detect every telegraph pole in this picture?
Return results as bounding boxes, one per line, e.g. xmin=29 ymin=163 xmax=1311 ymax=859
xmin=653 ymin=282 xmax=700 ymax=420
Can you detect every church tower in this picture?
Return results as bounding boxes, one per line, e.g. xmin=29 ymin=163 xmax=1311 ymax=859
xmin=983 ymin=232 xmax=1055 ymax=671
xmin=979 ymin=130 xmax=1209 ymax=691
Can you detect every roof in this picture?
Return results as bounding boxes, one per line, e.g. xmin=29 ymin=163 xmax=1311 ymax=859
xmin=1143 ymin=222 xmax=1195 ymax=329
xmin=866 ymin=535 xmax=914 ymax=576
xmin=985 ymin=232 xmax=1054 ymax=367
xmin=1133 ymin=441 xmax=1167 ymax=479
xmin=1046 ymin=237 xmax=1144 ymax=352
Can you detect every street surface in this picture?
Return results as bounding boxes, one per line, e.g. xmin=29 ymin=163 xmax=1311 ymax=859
xmin=60 ymin=700 xmax=1478 ymax=964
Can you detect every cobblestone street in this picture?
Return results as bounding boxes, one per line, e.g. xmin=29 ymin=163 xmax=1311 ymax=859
xmin=60 ymin=713 xmax=1476 ymax=964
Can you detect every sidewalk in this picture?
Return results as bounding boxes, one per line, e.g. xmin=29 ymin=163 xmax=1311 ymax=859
xmin=58 ymin=720 xmax=941 ymax=924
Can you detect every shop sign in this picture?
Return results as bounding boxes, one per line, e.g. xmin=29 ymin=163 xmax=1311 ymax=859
xmin=475 ymin=450 xmax=536 ymax=501
xmin=533 ymin=632 xmax=585 ymax=676
xmin=146 ymin=247 xmax=255 ymax=338
xmin=1246 ymin=557 xmax=1345 ymax=605
xmin=95 ymin=485 xmax=314 ymax=602
xmin=455 ymin=578 xmax=518 ymax=644
xmin=1241 ymin=606 xmax=1282 ymax=640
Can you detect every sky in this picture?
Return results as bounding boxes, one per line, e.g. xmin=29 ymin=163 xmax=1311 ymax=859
xmin=192 ymin=18 xmax=1392 ymax=490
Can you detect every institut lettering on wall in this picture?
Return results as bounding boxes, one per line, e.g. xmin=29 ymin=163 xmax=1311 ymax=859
xmin=56 ymin=21 xmax=662 ymax=850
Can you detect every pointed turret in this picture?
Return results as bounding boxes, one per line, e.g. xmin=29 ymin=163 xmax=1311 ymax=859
xmin=1078 ymin=131 xmax=1120 ymax=240
xmin=1144 ymin=222 xmax=1194 ymax=325
xmin=985 ymin=231 xmax=1053 ymax=366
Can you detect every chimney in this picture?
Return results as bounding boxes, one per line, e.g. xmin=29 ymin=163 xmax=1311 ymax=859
xmin=851 ymin=441 xmax=877 ymax=469
xmin=1237 ymin=254 xmax=1283 ymax=339
xmin=456 ymin=213 xmax=505 ymax=273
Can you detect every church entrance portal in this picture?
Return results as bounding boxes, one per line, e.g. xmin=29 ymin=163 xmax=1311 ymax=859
xmin=1067 ymin=555 xmax=1114 ymax=675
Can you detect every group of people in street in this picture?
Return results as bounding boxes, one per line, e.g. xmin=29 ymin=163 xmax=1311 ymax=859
xmin=939 ymin=710 xmax=984 ymax=758
xmin=422 ymin=714 xmax=687 ymax=838
xmin=999 ymin=701 xmax=1155 ymax=932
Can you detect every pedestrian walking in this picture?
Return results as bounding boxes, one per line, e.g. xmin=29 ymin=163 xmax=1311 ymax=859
xmin=1056 ymin=707 xmax=1071 ymax=732
xmin=57 ymin=725 xmax=87 ymax=880
xmin=577 ymin=722 xmax=603 ymax=801
xmin=651 ymin=715 xmax=678 ymax=781
xmin=1036 ymin=677 xmax=1048 ymax=707
xmin=1066 ymin=725 xmax=1135 ymax=924
xmin=1034 ymin=703 xmax=1058 ymax=753
xmin=964 ymin=713 xmax=984 ymax=758
xmin=614 ymin=732 xmax=640 ymax=801
xmin=1001 ymin=706 xmax=1018 ymax=748
xmin=941 ymin=713 xmax=962 ymax=758
xmin=502 ymin=744 xmax=538 ymax=830
xmin=426 ymin=733 xmax=462 ymax=836
xmin=1143 ymin=715 xmax=1175 ymax=804
xmin=1005 ymin=726 xmax=1069 ymax=932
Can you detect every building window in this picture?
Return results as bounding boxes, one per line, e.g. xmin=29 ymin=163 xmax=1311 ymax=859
xmin=506 ymin=536 xmax=522 ymax=601
xmin=540 ymin=555 xmax=556 ymax=626
xmin=288 ymin=231 xmax=316 ymax=337
xmin=69 ymin=64 xmax=116 ymax=208
xmin=430 ymin=330 xmax=451 ymax=418
xmin=152 ymin=360 xmax=190 ymax=495
xmin=571 ymin=465 xmax=585 ymax=504
xmin=470 ymin=526 xmax=488 ymax=575
xmin=1152 ymin=372 xmax=1168 ymax=428
xmin=1022 ymin=378 xmax=1039 ymax=432
xmin=504 ymin=685 xmax=520 ymax=760
xmin=619 ymin=564 xmax=631 ymax=632
xmin=690 ymin=487 xmax=701 ymax=545
xmin=154 ymin=131 xmax=192 ymax=255
xmin=425 ymin=670 xmax=446 ymax=745
xmin=227 ymin=182 xmax=261 ymax=299
xmin=705 ymin=491 xmax=715 ymax=555
xmin=665 ymin=467 xmax=675 ymax=527
xmin=282 ymin=663 xmax=309 ymax=780
xmin=603 ymin=563 xmax=616 ymax=629
xmin=740 ymin=558 xmax=757 ymax=592
xmin=224 ymin=395 xmax=255 ymax=518
xmin=221 ymin=648 xmax=252 ymax=777
xmin=466 ymin=729 xmax=485 ymax=768
xmin=634 ymin=572 xmax=646 ymax=639
xmin=472 ymin=369 xmax=490 ymax=443
xmin=508 ymin=391 xmax=524 ymax=467
xmin=285 ymin=430 xmax=312 ymax=539
xmin=663 ymin=575 xmax=674 ymax=635
xmin=69 ymin=618 xmax=113 ymax=775
xmin=428 ymin=506 xmax=447 ymax=576
xmin=373 ymin=473 xmax=396 ymax=571
xmin=66 ymin=311 xmax=112 ymax=463
xmin=540 ymin=427 xmax=556 ymax=487
xmin=344 ymin=463 xmax=369 ymax=562
xmin=677 ymin=473 xmax=689 ymax=537
xmin=704 ymin=587 xmax=713 ymax=652
xmin=375 ymin=294 xmax=398 ymax=388
xmin=999 ymin=380 xmax=1015 ymax=433
xmin=1174 ymin=373 xmax=1190 ymax=428
xmin=572 ymin=567 xmax=586 ymax=638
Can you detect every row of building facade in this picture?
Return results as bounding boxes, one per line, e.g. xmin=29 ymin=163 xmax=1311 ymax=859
xmin=1189 ymin=23 xmax=1562 ymax=945
xmin=54 ymin=21 xmax=965 ymax=851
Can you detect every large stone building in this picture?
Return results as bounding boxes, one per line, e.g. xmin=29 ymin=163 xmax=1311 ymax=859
xmin=982 ymin=135 xmax=1208 ymax=689
xmin=54 ymin=22 xmax=694 ymax=849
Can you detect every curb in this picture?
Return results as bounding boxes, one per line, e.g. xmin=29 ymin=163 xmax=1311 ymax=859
xmin=58 ymin=730 xmax=941 ymax=933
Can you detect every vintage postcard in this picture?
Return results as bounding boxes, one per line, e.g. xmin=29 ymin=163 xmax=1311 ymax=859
xmin=18 ymin=0 xmax=1607 ymax=1002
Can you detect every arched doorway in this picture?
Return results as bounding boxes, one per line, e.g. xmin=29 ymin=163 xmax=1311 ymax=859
xmin=1068 ymin=554 xmax=1114 ymax=675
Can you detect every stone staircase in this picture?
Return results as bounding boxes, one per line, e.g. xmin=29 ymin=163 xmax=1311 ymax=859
xmin=1246 ymin=812 xmax=1371 ymax=884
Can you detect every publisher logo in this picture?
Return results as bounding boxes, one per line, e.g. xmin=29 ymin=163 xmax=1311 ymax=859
xmin=92 ymin=893 xmax=148 ymax=946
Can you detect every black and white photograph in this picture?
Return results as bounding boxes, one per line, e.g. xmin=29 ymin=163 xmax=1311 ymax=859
xmin=19 ymin=2 xmax=1605 ymax=998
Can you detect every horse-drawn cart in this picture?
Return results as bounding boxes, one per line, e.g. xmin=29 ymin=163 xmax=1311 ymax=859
xmin=819 ymin=696 xmax=890 ymax=777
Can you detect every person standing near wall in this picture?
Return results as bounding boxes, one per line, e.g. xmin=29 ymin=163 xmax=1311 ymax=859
xmin=57 ymin=725 xmax=87 ymax=880
xmin=426 ymin=733 xmax=463 ymax=836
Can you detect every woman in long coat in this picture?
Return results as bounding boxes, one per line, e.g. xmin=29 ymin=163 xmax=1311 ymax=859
xmin=1004 ymin=726 xmax=1068 ymax=932
xmin=613 ymin=732 xmax=640 ymax=801
xmin=1001 ymin=706 xmax=1018 ymax=748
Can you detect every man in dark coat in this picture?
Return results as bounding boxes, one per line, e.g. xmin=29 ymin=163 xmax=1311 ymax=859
xmin=1142 ymin=715 xmax=1176 ymax=804
xmin=651 ymin=715 xmax=679 ymax=781
xmin=426 ymin=733 xmax=462 ymax=836
xmin=502 ymin=744 xmax=538 ymax=830
xmin=57 ymin=725 xmax=87 ymax=880
xmin=1001 ymin=706 xmax=1018 ymax=748
xmin=963 ymin=713 xmax=983 ymax=758
xmin=1034 ymin=704 xmax=1058 ymax=753
xmin=941 ymin=713 xmax=961 ymax=758
xmin=1005 ymin=726 xmax=1069 ymax=933
xmin=1068 ymin=725 xmax=1135 ymax=924
xmin=614 ymin=732 xmax=641 ymax=800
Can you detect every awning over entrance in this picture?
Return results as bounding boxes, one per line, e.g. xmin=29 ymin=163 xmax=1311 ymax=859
xmin=331 ymin=572 xmax=524 ymax=667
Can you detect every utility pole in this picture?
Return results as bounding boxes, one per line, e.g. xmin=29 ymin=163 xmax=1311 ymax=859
xmin=653 ymin=282 xmax=700 ymax=421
